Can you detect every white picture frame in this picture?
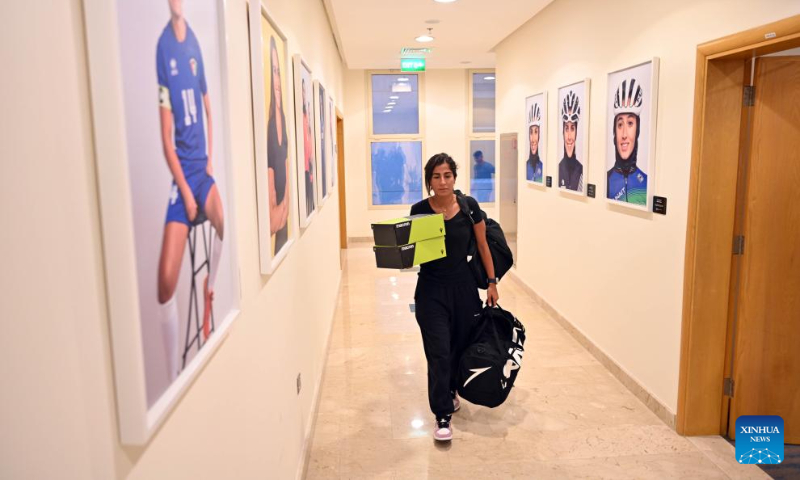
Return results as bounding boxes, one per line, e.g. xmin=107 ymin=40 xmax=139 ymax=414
xmin=328 ymin=95 xmax=337 ymax=193
xmin=605 ymin=58 xmax=660 ymax=211
xmin=248 ymin=2 xmax=299 ymax=274
xmin=293 ymin=54 xmax=317 ymax=229
xmin=314 ymin=80 xmax=330 ymax=205
xmin=524 ymin=91 xmax=547 ymax=186
xmin=83 ymin=0 xmax=241 ymax=445
xmin=556 ymin=79 xmax=591 ymax=197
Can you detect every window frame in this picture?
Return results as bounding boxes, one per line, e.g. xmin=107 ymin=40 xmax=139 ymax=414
xmin=467 ymin=69 xmax=497 ymax=206
xmin=366 ymin=70 xmax=427 ymax=209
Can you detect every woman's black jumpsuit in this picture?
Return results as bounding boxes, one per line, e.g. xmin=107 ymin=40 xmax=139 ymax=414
xmin=410 ymin=195 xmax=484 ymax=418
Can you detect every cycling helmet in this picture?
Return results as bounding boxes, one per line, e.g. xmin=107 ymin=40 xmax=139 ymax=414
xmin=613 ymin=78 xmax=643 ymax=116
xmin=561 ymin=91 xmax=580 ymax=123
xmin=529 ymin=103 xmax=542 ymax=128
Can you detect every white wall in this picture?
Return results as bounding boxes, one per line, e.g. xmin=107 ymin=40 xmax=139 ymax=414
xmin=495 ymin=0 xmax=800 ymax=414
xmin=0 ymin=0 xmax=344 ymax=478
xmin=344 ymin=69 xmax=498 ymax=238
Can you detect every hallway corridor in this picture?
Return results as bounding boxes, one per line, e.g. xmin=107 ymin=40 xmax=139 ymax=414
xmin=304 ymin=246 xmax=770 ymax=479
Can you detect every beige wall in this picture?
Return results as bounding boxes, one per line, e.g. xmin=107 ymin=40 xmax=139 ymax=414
xmin=343 ymin=69 xmax=498 ymax=239
xmin=0 ymin=0 xmax=344 ymax=478
xmin=495 ymin=0 xmax=800 ymax=414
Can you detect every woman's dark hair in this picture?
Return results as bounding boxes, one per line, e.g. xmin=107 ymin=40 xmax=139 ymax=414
xmin=424 ymin=153 xmax=458 ymax=194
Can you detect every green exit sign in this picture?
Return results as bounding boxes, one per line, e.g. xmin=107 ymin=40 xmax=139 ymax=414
xmin=401 ymin=58 xmax=426 ymax=72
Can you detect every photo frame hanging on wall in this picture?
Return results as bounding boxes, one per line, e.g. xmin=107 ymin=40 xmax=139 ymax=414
xmin=524 ymin=91 xmax=547 ymax=186
xmin=328 ymin=95 xmax=337 ymax=193
xmin=556 ymin=79 xmax=590 ymax=196
xmin=293 ymin=55 xmax=317 ymax=229
xmin=314 ymin=80 xmax=330 ymax=205
xmin=83 ymin=0 xmax=241 ymax=444
xmin=605 ymin=58 xmax=660 ymax=211
xmin=248 ymin=2 xmax=298 ymax=273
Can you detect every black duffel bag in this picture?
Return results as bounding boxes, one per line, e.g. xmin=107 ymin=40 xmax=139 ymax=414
xmin=456 ymin=304 xmax=525 ymax=408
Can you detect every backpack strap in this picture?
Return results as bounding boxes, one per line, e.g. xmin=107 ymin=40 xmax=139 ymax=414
xmin=454 ymin=190 xmax=475 ymax=225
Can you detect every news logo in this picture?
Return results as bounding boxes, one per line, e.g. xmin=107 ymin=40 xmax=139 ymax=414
xmin=736 ymin=415 xmax=783 ymax=464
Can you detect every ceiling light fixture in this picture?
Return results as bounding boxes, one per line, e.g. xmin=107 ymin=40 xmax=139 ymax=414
xmin=390 ymin=95 xmax=399 ymax=99
xmin=383 ymin=109 xmax=392 ymax=113
xmin=397 ymin=77 xmax=409 ymax=82
xmin=484 ymin=76 xmax=496 ymax=80
xmin=416 ymin=28 xmax=434 ymax=43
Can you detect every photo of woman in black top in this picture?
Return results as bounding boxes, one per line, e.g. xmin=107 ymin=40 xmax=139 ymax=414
xmin=267 ymin=36 xmax=289 ymax=254
xmin=410 ymin=153 xmax=499 ymax=442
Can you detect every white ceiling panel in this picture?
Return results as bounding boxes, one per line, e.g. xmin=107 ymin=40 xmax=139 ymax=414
xmin=324 ymin=0 xmax=554 ymax=69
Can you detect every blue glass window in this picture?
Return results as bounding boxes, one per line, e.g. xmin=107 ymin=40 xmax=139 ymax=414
xmin=472 ymin=73 xmax=496 ymax=133
xmin=371 ymin=141 xmax=423 ymax=205
xmin=469 ymin=140 xmax=496 ymax=203
xmin=371 ymin=74 xmax=419 ymax=135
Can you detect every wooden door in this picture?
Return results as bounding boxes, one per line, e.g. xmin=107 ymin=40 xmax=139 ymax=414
xmin=728 ymin=56 xmax=800 ymax=443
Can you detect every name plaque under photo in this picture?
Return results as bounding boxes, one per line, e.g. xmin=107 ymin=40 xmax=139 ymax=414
xmin=653 ymin=196 xmax=667 ymax=215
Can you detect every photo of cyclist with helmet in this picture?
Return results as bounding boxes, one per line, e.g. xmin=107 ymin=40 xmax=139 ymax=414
xmin=525 ymin=93 xmax=545 ymax=184
xmin=607 ymin=78 xmax=647 ymax=205
xmin=557 ymin=82 xmax=587 ymax=193
xmin=606 ymin=61 xmax=658 ymax=208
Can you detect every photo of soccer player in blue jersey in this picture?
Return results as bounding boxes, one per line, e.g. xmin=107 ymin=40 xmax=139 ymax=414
xmin=155 ymin=0 xmax=225 ymax=382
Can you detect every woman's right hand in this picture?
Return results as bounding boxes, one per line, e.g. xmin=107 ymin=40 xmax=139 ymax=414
xmin=183 ymin=190 xmax=198 ymax=222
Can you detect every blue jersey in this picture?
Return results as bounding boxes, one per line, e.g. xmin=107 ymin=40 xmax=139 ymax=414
xmin=607 ymin=167 xmax=647 ymax=205
xmin=157 ymin=22 xmax=208 ymax=161
xmin=527 ymin=160 xmax=543 ymax=183
xmin=474 ymin=161 xmax=495 ymax=179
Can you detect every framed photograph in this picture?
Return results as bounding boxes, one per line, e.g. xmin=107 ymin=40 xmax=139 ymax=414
xmin=248 ymin=2 xmax=298 ymax=273
xmin=605 ymin=58 xmax=660 ymax=210
xmin=293 ymin=55 xmax=317 ymax=228
xmin=328 ymin=95 xmax=337 ymax=192
xmin=83 ymin=0 xmax=241 ymax=444
xmin=556 ymin=79 xmax=590 ymax=196
xmin=314 ymin=80 xmax=330 ymax=205
xmin=524 ymin=92 xmax=547 ymax=185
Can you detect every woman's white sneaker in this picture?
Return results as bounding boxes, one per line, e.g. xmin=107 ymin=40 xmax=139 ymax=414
xmin=434 ymin=416 xmax=453 ymax=441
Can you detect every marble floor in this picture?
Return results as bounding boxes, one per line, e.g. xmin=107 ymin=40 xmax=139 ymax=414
xmin=303 ymin=245 xmax=771 ymax=479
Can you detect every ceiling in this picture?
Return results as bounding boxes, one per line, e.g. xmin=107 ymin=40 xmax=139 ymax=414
xmin=324 ymin=0 xmax=555 ymax=70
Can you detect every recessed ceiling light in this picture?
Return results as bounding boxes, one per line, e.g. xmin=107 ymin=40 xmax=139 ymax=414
xmin=388 ymin=102 xmax=396 ymax=105
xmin=383 ymin=109 xmax=392 ymax=113
xmin=389 ymin=95 xmax=399 ymax=99
xmin=397 ymin=77 xmax=409 ymax=82
xmin=484 ymin=76 xmax=495 ymax=80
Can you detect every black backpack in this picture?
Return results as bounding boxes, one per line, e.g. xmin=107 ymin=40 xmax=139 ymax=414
xmin=456 ymin=305 xmax=525 ymax=408
xmin=454 ymin=191 xmax=514 ymax=289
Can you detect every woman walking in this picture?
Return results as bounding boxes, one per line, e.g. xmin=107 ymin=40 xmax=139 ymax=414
xmin=410 ymin=153 xmax=499 ymax=442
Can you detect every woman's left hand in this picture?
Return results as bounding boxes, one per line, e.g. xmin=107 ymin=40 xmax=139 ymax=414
xmin=487 ymin=284 xmax=499 ymax=307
